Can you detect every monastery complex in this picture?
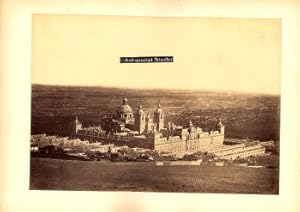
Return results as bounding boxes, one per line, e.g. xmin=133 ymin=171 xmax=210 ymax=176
xmin=72 ymin=97 xmax=265 ymax=159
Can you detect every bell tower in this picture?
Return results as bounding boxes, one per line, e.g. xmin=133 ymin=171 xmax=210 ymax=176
xmin=153 ymin=102 xmax=164 ymax=132
xmin=135 ymin=104 xmax=146 ymax=134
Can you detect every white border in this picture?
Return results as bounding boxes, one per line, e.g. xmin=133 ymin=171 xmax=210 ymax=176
xmin=1 ymin=0 xmax=300 ymax=211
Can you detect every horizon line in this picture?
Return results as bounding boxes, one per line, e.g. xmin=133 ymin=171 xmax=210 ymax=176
xmin=31 ymin=83 xmax=281 ymax=96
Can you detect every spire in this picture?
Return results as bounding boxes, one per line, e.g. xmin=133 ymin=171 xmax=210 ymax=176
xmin=138 ymin=97 xmax=143 ymax=111
xmin=189 ymin=119 xmax=193 ymax=128
xmin=216 ymin=118 xmax=224 ymax=129
xmin=218 ymin=118 xmax=223 ymax=126
xmin=155 ymin=100 xmax=162 ymax=114
xmin=137 ymin=102 xmax=144 ymax=114
xmin=216 ymin=117 xmax=224 ymax=134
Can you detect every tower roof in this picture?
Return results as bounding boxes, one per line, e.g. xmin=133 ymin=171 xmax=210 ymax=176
xmin=74 ymin=115 xmax=81 ymax=124
xmin=154 ymin=102 xmax=163 ymax=114
xmin=217 ymin=118 xmax=224 ymax=127
xmin=137 ymin=104 xmax=144 ymax=114
xmin=189 ymin=119 xmax=193 ymax=127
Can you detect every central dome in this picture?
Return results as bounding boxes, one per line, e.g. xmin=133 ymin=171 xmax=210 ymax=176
xmin=116 ymin=97 xmax=133 ymax=114
xmin=117 ymin=104 xmax=133 ymax=113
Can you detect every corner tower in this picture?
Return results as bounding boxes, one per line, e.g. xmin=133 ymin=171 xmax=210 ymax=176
xmin=73 ymin=116 xmax=82 ymax=134
xmin=216 ymin=118 xmax=225 ymax=135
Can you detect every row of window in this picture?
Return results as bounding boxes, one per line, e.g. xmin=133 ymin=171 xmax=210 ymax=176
xmin=217 ymin=148 xmax=265 ymax=158
xmin=156 ymin=143 xmax=185 ymax=152
xmin=211 ymin=144 xmax=247 ymax=154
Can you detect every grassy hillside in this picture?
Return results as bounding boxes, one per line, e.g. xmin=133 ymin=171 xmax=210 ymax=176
xmin=30 ymin=158 xmax=279 ymax=194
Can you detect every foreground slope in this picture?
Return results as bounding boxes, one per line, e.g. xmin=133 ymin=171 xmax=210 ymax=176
xmin=30 ymin=158 xmax=279 ymax=194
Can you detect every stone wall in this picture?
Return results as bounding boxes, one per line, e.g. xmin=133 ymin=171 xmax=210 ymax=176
xmin=76 ymin=133 xmax=153 ymax=149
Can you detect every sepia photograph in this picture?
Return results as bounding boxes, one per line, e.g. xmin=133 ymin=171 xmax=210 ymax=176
xmin=30 ymin=15 xmax=281 ymax=194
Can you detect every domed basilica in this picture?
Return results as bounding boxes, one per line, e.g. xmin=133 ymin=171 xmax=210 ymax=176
xmin=100 ymin=97 xmax=164 ymax=135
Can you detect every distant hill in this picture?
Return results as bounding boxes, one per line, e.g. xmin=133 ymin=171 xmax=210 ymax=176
xmin=31 ymin=84 xmax=280 ymax=140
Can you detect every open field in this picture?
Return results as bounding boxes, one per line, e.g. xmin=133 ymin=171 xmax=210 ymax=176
xmin=30 ymin=158 xmax=279 ymax=194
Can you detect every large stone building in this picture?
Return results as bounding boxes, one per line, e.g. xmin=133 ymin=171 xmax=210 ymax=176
xmin=74 ymin=97 xmax=226 ymax=155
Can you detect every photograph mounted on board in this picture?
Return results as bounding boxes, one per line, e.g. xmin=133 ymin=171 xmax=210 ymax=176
xmin=30 ymin=15 xmax=280 ymax=194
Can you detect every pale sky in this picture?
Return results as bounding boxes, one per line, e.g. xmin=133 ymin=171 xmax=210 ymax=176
xmin=32 ymin=15 xmax=281 ymax=94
